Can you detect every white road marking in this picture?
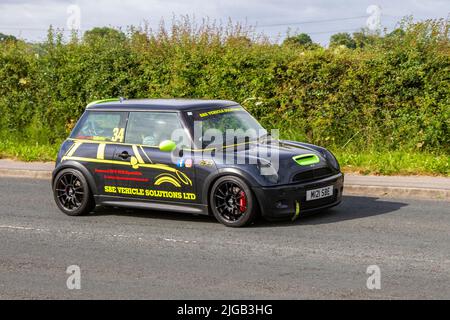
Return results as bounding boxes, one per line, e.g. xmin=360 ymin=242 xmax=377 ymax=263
xmin=164 ymin=238 xmax=198 ymax=244
xmin=0 ymin=225 xmax=47 ymax=232
xmin=0 ymin=224 xmax=448 ymax=269
xmin=0 ymin=224 xmax=197 ymax=245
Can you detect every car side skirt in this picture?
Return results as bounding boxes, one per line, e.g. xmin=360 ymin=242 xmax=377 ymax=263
xmin=95 ymin=195 xmax=209 ymax=215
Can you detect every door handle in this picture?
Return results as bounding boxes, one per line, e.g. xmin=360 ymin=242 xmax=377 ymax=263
xmin=118 ymin=151 xmax=131 ymax=160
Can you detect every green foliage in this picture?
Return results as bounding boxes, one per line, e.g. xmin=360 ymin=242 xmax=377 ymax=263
xmin=283 ymin=33 xmax=314 ymax=47
xmin=0 ymin=32 xmax=17 ymax=42
xmin=352 ymin=30 xmax=381 ymax=48
xmin=329 ymin=32 xmax=356 ymax=49
xmin=0 ymin=18 xmax=448 ymax=169
xmin=83 ymin=27 xmax=126 ymax=44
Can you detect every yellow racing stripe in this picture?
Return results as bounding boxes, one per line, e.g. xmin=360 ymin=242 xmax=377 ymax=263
xmin=66 ymin=142 xmax=82 ymax=157
xmin=97 ymin=143 xmax=106 ymax=160
xmin=132 ymin=145 xmax=144 ymax=164
xmin=67 ymin=138 xmax=256 ymax=153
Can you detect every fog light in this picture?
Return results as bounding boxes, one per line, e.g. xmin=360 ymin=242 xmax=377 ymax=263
xmin=275 ymin=200 xmax=289 ymax=209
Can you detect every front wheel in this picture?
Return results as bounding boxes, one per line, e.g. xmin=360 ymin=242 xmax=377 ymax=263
xmin=53 ymin=168 xmax=95 ymax=216
xmin=210 ymin=176 xmax=257 ymax=227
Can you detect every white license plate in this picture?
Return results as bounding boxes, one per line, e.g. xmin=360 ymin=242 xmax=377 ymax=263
xmin=306 ymin=186 xmax=334 ymax=201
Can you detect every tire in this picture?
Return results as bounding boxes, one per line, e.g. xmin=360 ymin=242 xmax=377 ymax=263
xmin=53 ymin=168 xmax=95 ymax=216
xmin=209 ymin=176 xmax=257 ymax=227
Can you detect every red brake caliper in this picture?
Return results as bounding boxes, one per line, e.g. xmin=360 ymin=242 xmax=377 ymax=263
xmin=239 ymin=191 xmax=247 ymax=213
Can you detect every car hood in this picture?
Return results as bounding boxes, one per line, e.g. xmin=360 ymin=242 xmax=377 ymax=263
xmin=214 ymin=139 xmax=339 ymax=185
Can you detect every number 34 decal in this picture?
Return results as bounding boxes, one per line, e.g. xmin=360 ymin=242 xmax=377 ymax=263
xmin=112 ymin=128 xmax=125 ymax=142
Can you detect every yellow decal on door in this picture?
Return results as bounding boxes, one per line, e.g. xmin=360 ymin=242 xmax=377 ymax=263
xmin=103 ymin=185 xmax=196 ymax=200
xmin=154 ymin=173 xmax=182 ymax=188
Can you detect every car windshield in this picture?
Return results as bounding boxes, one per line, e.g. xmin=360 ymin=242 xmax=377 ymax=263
xmin=191 ymin=106 xmax=266 ymax=149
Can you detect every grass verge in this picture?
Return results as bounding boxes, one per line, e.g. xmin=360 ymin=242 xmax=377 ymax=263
xmin=335 ymin=150 xmax=449 ymax=176
xmin=0 ymin=139 xmax=448 ymax=176
xmin=0 ymin=139 xmax=59 ymax=162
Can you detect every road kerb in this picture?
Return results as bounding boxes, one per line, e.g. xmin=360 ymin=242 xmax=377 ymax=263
xmin=344 ymin=185 xmax=449 ymax=201
xmin=0 ymin=169 xmax=52 ymax=180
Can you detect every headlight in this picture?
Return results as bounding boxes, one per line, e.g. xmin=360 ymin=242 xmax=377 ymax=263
xmin=322 ymin=149 xmax=340 ymax=171
xmin=257 ymin=160 xmax=279 ymax=184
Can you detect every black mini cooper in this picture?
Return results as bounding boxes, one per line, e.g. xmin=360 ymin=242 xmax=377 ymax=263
xmin=52 ymin=99 xmax=343 ymax=227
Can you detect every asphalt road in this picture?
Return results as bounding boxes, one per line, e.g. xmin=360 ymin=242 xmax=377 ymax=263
xmin=0 ymin=177 xmax=449 ymax=299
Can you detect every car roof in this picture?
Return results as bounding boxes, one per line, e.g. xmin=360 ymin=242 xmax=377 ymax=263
xmin=86 ymin=99 xmax=240 ymax=111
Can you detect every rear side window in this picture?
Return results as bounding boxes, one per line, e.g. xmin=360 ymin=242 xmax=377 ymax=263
xmin=125 ymin=112 xmax=187 ymax=146
xmin=71 ymin=111 xmax=127 ymax=142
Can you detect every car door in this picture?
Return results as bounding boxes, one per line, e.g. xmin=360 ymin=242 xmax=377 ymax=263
xmin=112 ymin=111 xmax=197 ymax=204
xmin=68 ymin=111 xmax=128 ymax=197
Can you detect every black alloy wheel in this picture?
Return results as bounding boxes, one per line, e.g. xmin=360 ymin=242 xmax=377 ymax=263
xmin=210 ymin=176 xmax=257 ymax=227
xmin=53 ymin=169 xmax=95 ymax=216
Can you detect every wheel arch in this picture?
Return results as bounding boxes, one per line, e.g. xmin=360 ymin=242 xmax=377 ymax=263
xmin=52 ymin=161 xmax=98 ymax=195
xmin=202 ymin=168 xmax=262 ymax=215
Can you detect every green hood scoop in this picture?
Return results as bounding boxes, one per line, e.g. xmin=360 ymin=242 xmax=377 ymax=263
xmin=293 ymin=154 xmax=320 ymax=166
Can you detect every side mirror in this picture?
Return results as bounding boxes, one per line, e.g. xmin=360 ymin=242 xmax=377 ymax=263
xmin=159 ymin=140 xmax=177 ymax=152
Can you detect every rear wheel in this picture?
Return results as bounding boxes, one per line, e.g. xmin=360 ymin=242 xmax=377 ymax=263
xmin=210 ymin=176 xmax=257 ymax=227
xmin=53 ymin=168 xmax=95 ymax=216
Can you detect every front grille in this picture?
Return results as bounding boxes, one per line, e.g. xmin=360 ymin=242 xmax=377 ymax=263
xmin=292 ymin=167 xmax=333 ymax=183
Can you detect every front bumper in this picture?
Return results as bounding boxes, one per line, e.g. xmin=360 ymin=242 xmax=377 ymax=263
xmin=252 ymin=173 xmax=344 ymax=220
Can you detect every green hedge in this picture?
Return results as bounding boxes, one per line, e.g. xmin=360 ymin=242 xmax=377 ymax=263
xmin=0 ymin=19 xmax=449 ymax=155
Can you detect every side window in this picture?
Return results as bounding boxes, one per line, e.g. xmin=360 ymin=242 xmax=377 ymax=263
xmin=125 ymin=112 xmax=188 ymax=147
xmin=71 ymin=112 xmax=127 ymax=142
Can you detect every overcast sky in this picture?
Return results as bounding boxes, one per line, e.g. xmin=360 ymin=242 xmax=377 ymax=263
xmin=0 ymin=0 xmax=448 ymax=45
